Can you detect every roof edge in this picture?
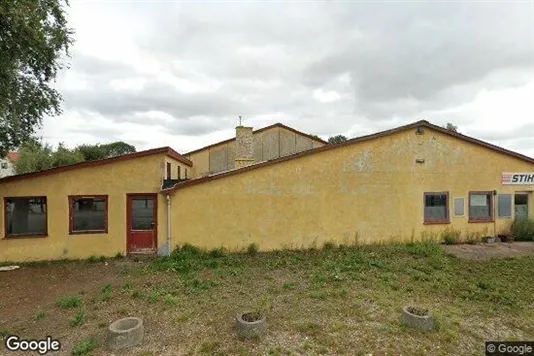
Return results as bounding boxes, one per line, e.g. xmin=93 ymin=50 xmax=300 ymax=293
xmin=163 ymin=120 xmax=534 ymax=194
xmin=184 ymin=122 xmax=328 ymax=156
xmin=0 ymin=146 xmax=192 ymax=184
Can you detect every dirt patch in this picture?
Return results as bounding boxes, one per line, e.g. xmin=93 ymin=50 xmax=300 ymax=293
xmin=445 ymin=241 xmax=534 ymax=260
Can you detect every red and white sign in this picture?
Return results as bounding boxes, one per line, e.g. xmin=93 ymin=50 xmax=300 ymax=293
xmin=502 ymin=172 xmax=534 ymax=185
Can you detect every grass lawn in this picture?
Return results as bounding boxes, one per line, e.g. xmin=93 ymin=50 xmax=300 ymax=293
xmin=1 ymin=242 xmax=533 ymax=355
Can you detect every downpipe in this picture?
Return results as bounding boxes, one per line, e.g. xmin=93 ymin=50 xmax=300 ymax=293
xmin=166 ymin=194 xmax=172 ymax=257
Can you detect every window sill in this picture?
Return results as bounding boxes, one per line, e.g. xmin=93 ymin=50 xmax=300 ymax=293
xmin=468 ymin=219 xmax=494 ymax=223
xmin=69 ymin=230 xmax=108 ymax=235
xmin=423 ymin=221 xmax=451 ymax=225
xmin=3 ymin=234 xmax=48 ymax=240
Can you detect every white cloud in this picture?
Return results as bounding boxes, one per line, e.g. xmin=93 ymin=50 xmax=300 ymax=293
xmin=313 ymin=89 xmax=341 ymax=103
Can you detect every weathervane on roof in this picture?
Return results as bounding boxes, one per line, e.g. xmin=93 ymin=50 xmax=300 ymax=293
xmin=238 ymin=116 xmax=243 ymax=126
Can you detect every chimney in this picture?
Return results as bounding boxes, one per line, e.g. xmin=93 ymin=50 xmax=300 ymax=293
xmin=235 ymin=125 xmax=254 ymax=169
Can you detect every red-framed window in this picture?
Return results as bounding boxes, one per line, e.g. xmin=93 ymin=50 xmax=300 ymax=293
xmin=69 ymin=195 xmax=108 ymax=234
xmin=4 ymin=197 xmax=48 ymax=238
xmin=469 ymin=191 xmax=494 ymax=223
xmin=424 ymin=192 xmax=450 ymax=224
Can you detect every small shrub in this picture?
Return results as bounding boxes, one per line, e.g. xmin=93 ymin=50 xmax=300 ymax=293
xmin=114 ymin=252 xmax=124 ymax=259
xmin=322 ymin=241 xmax=336 ymax=251
xmin=441 ymin=228 xmax=461 ymax=245
xmin=510 ymin=218 xmax=534 ymax=241
xmin=149 ymin=291 xmax=162 ymax=303
xmin=163 ymin=294 xmax=180 ymax=306
xmin=100 ymin=284 xmax=113 ymax=301
xmin=209 ymin=247 xmax=226 ymax=258
xmin=71 ymin=338 xmax=98 ymax=355
xmin=35 ymin=311 xmax=45 ymax=321
xmin=131 ymin=290 xmax=141 ymax=299
xmin=122 ymin=281 xmax=133 ymax=290
xmin=247 ymin=243 xmax=259 ymax=256
xmin=0 ymin=328 xmax=14 ymax=338
xmin=404 ymin=241 xmax=442 ymax=257
xmin=465 ymin=232 xmax=481 ymax=245
xmin=172 ymin=243 xmax=202 ymax=257
xmin=87 ymin=256 xmax=98 ymax=263
xmin=185 ymin=278 xmax=217 ymax=294
xmin=69 ymin=309 xmax=87 ymax=327
xmin=56 ymin=295 xmax=83 ymax=309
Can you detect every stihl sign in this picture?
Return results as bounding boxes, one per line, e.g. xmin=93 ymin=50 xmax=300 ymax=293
xmin=502 ymin=173 xmax=534 ymax=185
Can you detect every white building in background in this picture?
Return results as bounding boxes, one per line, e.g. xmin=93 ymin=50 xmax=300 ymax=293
xmin=0 ymin=152 xmax=20 ymax=178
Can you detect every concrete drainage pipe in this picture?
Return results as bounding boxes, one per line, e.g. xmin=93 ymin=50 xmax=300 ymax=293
xmin=402 ymin=306 xmax=435 ymax=331
xmin=236 ymin=312 xmax=267 ymax=339
xmin=108 ymin=317 xmax=144 ymax=350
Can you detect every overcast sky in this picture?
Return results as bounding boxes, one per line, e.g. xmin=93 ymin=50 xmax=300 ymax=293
xmin=41 ymin=0 xmax=534 ymax=157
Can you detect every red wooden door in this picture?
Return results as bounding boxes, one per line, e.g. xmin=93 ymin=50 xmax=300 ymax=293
xmin=127 ymin=194 xmax=157 ymax=254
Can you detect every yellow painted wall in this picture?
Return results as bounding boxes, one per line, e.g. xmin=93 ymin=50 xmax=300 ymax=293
xmin=170 ymin=127 xmax=534 ymax=251
xmin=0 ymin=154 xmax=171 ymax=262
xmin=164 ymin=156 xmax=191 ymax=180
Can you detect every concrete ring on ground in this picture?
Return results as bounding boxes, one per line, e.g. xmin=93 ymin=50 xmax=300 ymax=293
xmin=236 ymin=312 xmax=267 ymax=339
xmin=108 ymin=317 xmax=144 ymax=350
xmin=402 ymin=306 xmax=435 ymax=331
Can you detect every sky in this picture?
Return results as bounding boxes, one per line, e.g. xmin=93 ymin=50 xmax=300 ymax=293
xmin=41 ymin=0 xmax=534 ymax=157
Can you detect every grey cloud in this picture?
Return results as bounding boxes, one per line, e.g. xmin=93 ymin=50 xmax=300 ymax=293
xmin=470 ymin=123 xmax=534 ymax=142
xmin=56 ymin=1 xmax=534 ymax=155
xmin=133 ymin=1 xmax=534 ymax=122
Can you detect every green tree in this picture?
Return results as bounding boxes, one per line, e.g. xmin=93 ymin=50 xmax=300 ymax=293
xmin=52 ymin=142 xmax=84 ymax=167
xmin=76 ymin=142 xmax=136 ymax=161
xmin=15 ymin=140 xmax=83 ymax=174
xmin=328 ymin=135 xmax=348 ymax=144
xmin=0 ymin=0 xmax=74 ymax=155
xmin=76 ymin=144 xmax=108 ymax=161
xmin=102 ymin=141 xmax=136 ymax=157
xmin=445 ymin=123 xmax=458 ymax=132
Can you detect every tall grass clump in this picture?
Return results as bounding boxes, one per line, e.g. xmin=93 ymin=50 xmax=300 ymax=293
xmin=441 ymin=228 xmax=461 ymax=245
xmin=510 ymin=218 xmax=534 ymax=241
xmin=152 ymin=244 xmax=240 ymax=274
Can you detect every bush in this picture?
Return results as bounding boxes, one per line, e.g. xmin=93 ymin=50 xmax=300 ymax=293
xmin=247 ymin=243 xmax=259 ymax=256
xmin=441 ymin=228 xmax=461 ymax=245
xmin=69 ymin=309 xmax=87 ymax=327
xmin=56 ymin=296 xmax=82 ymax=309
xmin=71 ymin=338 xmax=98 ymax=355
xmin=209 ymin=247 xmax=226 ymax=258
xmin=322 ymin=242 xmax=337 ymax=251
xmin=404 ymin=241 xmax=442 ymax=257
xmin=465 ymin=232 xmax=481 ymax=245
xmin=174 ymin=243 xmax=202 ymax=256
xmin=510 ymin=218 xmax=534 ymax=241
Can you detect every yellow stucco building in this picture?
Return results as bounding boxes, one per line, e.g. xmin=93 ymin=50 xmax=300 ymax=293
xmin=1 ymin=120 xmax=533 ymax=262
